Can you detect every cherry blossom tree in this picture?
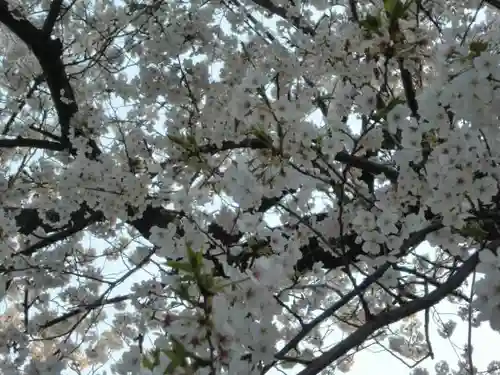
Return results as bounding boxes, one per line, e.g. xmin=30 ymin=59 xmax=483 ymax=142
xmin=2 ymin=0 xmax=500 ymax=374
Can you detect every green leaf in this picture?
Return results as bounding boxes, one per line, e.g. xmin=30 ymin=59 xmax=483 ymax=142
xmin=167 ymin=260 xmax=193 ymax=274
xmin=384 ymin=0 xmax=398 ymax=13
xmin=250 ymin=127 xmax=273 ymax=145
xmin=167 ymin=134 xmax=198 ymax=154
xmin=469 ymin=40 xmax=489 ymax=58
xmin=196 ymin=251 xmax=203 ymax=267
xmin=198 ymin=273 xmax=214 ymax=292
xmin=165 ymin=361 xmax=179 ymax=374
xmin=360 ymin=14 xmax=381 ymax=32
xmin=162 ymin=350 xmax=183 ymax=374
xmin=172 ymin=339 xmax=187 ymax=358
xmin=186 ymin=246 xmax=203 ymax=271
xmin=142 ymin=348 xmax=161 ymax=370
xmin=175 ymin=283 xmax=192 ymax=300
xmin=384 ymin=0 xmax=408 ymax=20
xmin=142 ymin=356 xmax=154 ymax=370
xmin=459 ymin=222 xmax=488 ymax=241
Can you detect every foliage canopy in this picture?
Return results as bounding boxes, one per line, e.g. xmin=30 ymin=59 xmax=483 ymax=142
xmin=2 ymin=0 xmax=500 ymax=374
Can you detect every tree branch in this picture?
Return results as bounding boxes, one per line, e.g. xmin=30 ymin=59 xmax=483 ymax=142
xmin=39 ymin=293 xmax=132 ymax=329
xmin=273 ymin=263 xmax=391 ymax=363
xmin=196 ymin=138 xmax=399 ymax=182
xmin=42 ymin=0 xmax=64 ymax=35
xmin=296 ymin=247 xmax=485 ymax=375
xmin=0 ymin=0 xmax=76 ymax=147
xmin=0 ymin=0 xmax=100 ymax=158
xmin=0 ymin=137 xmax=65 ymax=151
xmin=17 ymin=210 xmax=104 ymax=257
xmin=242 ymin=0 xmax=315 ymax=35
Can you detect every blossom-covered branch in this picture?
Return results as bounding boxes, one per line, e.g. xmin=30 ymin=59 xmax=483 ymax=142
xmin=1 ymin=0 xmax=500 ymax=374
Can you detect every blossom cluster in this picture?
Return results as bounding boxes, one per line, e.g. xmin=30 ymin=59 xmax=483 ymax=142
xmin=2 ymin=0 xmax=500 ymax=374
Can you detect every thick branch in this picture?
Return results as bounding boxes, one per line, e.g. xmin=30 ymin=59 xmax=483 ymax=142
xmin=297 ymin=248 xmax=484 ymax=375
xmin=0 ymin=137 xmax=65 ymax=151
xmin=13 ymin=193 xmax=440 ymax=281
xmin=18 ymin=211 xmax=104 ymax=257
xmin=197 ymin=138 xmax=399 ymax=182
xmin=39 ymin=293 xmax=132 ymax=329
xmin=273 ymin=263 xmax=392 ymax=362
xmin=244 ymin=0 xmax=315 ymax=35
xmin=42 ymin=0 xmax=64 ymax=35
xmin=0 ymin=0 xmax=76 ymax=146
xmin=334 ymin=151 xmax=398 ymax=183
xmin=484 ymin=0 xmax=500 ymax=10
xmin=0 ymin=0 xmax=100 ymax=158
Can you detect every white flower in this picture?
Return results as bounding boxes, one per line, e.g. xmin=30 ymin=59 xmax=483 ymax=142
xmin=488 ymin=305 xmax=500 ymax=332
xmin=435 ymin=361 xmax=450 ymax=375
xmin=386 ymin=234 xmax=404 ymax=252
xmin=479 ymin=249 xmax=499 ymax=268
xmin=352 ymin=209 xmax=377 ymax=231
xmin=380 ymin=268 xmax=400 ymax=288
xmin=377 ymin=211 xmax=399 ymax=234
xmin=240 ymin=70 xmax=268 ymax=89
xmin=402 ymin=213 xmax=425 ymax=233
xmin=412 ymin=367 xmax=429 ymax=375
xmin=360 ymin=229 xmax=384 ymax=243
xmin=470 ymin=176 xmax=498 ymax=204
xmin=387 ymin=104 xmax=410 ymax=134
xmin=401 ymin=125 xmax=422 ymax=150
xmin=438 ymin=320 xmax=456 ymax=338
xmin=356 ymin=86 xmax=378 ymax=114
xmin=388 ymin=336 xmax=406 ymax=352
xmin=473 ymin=53 xmax=496 ymax=79
xmin=362 ymin=240 xmax=380 ymax=254
xmin=359 ymin=126 xmax=384 ymax=151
